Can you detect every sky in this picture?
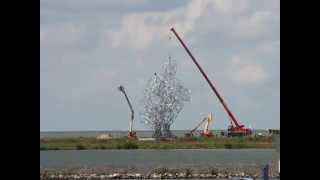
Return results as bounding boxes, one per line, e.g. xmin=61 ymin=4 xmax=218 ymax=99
xmin=40 ymin=0 xmax=280 ymax=131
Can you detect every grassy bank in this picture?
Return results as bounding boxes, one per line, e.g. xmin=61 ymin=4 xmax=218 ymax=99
xmin=40 ymin=136 xmax=273 ymax=150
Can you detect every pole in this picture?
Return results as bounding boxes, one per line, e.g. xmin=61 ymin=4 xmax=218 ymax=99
xmin=170 ymin=27 xmax=241 ymax=127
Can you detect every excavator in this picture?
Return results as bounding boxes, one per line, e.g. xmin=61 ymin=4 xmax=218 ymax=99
xmin=185 ymin=113 xmax=214 ymax=137
xmin=118 ymin=85 xmax=137 ymax=139
xmin=170 ymin=27 xmax=252 ymax=137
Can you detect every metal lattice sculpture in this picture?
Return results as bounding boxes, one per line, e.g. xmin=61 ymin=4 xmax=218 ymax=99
xmin=140 ymin=56 xmax=191 ymax=138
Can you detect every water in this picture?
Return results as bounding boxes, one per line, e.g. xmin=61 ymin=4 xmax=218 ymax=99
xmin=40 ymin=130 xmax=269 ymax=139
xmin=40 ymin=149 xmax=278 ymax=169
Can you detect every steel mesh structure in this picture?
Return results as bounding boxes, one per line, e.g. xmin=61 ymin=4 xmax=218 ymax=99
xmin=140 ymin=57 xmax=191 ymax=138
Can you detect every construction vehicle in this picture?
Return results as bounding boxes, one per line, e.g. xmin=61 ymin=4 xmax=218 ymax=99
xmin=185 ymin=113 xmax=214 ymax=137
xmin=170 ymin=27 xmax=252 ymax=137
xmin=118 ymin=85 xmax=137 ymax=139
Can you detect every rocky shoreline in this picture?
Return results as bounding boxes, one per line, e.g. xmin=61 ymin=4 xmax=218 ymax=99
xmin=41 ymin=173 xmax=280 ymax=179
xmin=40 ymin=165 xmax=280 ymax=179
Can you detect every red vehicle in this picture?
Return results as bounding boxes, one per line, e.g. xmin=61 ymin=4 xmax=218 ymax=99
xmin=227 ymin=121 xmax=252 ymax=137
xmin=170 ymin=27 xmax=252 ymax=137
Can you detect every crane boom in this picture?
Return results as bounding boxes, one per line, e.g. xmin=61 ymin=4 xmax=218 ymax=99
xmin=170 ymin=27 xmax=241 ymax=128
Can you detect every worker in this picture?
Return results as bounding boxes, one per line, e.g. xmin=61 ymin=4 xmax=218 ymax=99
xmin=263 ymin=164 xmax=269 ymax=180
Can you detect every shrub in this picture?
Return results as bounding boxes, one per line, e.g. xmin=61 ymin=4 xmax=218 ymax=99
xmin=237 ymin=143 xmax=246 ymax=148
xmin=99 ymin=145 xmax=107 ymax=149
xmin=76 ymin=144 xmax=86 ymax=150
xmin=117 ymin=141 xmax=138 ymax=149
xmin=41 ymin=147 xmax=60 ymax=150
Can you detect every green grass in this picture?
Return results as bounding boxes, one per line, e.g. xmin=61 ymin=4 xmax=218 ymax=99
xmin=116 ymin=141 xmax=139 ymax=149
xmin=40 ymin=136 xmax=273 ymax=150
xmin=40 ymin=137 xmax=273 ymax=150
xmin=76 ymin=144 xmax=87 ymax=150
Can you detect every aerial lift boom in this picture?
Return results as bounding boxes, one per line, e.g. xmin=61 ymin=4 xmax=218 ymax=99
xmin=118 ymin=85 xmax=137 ymax=139
xmin=170 ymin=27 xmax=252 ymax=136
xmin=186 ymin=113 xmax=214 ymax=137
xmin=202 ymin=113 xmax=213 ymax=137
xmin=187 ymin=117 xmax=207 ymax=137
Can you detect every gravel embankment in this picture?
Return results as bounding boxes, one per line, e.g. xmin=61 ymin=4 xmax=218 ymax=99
xmin=40 ymin=162 xmax=280 ymax=179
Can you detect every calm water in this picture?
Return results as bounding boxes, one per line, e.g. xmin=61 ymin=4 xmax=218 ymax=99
xmin=40 ymin=130 xmax=269 ymax=138
xmin=40 ymin=149 xmax=278 ymax=169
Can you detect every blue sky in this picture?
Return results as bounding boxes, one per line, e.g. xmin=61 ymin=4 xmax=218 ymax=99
xmin=40 ymin=0 xmax=280 ymax=131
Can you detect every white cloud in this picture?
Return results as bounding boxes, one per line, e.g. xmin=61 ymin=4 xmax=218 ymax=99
xmin=108 ymin=14 xmax=156 ymax=50
xmin=82 ymin=70 xmax=117 ymax=96
xmin=233 ymin=11 xmax=279 ymax=40
xmin=228 ymin=56 xmax=266 ymax=83
xmin=235 ymin=64 xmax=266 ymax=83
xmin=258 ymin=40 xmax=280 ymax=55
xmin=107 ymin=0 xmax=214 ymax=50
xmin=212 ymin=0 xmax=250 ymax=15
xmin=107 ymin=0 xmax=279 ymax=50
xmin=108 ymin=0 xmax=146 ymax=5
xmin=41 ymin=22 xmax=83 ymax=49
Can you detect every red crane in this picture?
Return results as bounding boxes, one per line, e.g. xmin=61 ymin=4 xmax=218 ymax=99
xmin=170 ymin=27 xmax=252 ymax=137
